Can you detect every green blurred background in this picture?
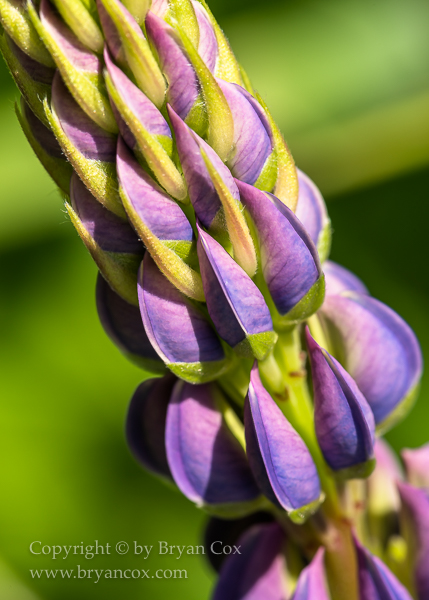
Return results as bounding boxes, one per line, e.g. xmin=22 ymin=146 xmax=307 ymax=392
xmin=0 ymin=0 xmax=428 ymax=597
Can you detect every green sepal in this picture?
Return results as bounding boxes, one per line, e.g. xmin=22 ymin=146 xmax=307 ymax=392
xmin=200 ymin=495 xmax=270 ymax=519
xmin=51 ymin=0 xmax=104 ymax=53
xmin=166 ymin=0 xmax=199 ymax=49
xmin=233 ymin=331 xmax=278 ymax=361
xmin=184 ymin=92 xmax=208 ymax=139
xmin=119 ymin=186 xmax=205 ymax=302
xmin=0 ymin=0 xmax=54 ymax=66
xmin=254 ymin=150 xmax=278 ymax=194
xmin=105 ymin=71 xmax=187 ymax=202
xmin=66 ymin=202 xmax=140 ymax=306
xmin=44 ymin=99 xmax=126 ymax=218
xmin=196 ymin=0 xmax=243 ymax=85
xmin=317 ymin=220 xmax=332 ymax=263
xmin=15 ymin=100 xmax=73 ymax=194
xmin=162 ymin=240 xmax=197 ymax=265
xmin=274 ymin=275 xmax=326 ymax=330
xmin=99 ymin=0 xmax=166 ymax=108
xmin=28 ymin=1 xmax=118 ymax=133
xmin=168 ymin=358 xmax=229 ymax=384
xmin=376 ymin=383 xmax=420 ymax=436
xmin=175 ymin=23 xmax=234 ymax=162
xmin=288 ymin=493 xmax=325 ymax=525
xmin=122 ymin=0 xmax=151 ymax=25
xmin=332 ymin=458 xmax=376 ymax=482
xmin=256 ymin=93 xmax=299 ymax=212
xmin=0 ymin=31 xmax=51 ymax=126
xmin=201 ymin=148 xmax=257 ymax=277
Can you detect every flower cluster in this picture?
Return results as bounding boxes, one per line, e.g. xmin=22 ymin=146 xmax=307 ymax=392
xmin=0 ymin=0 xmax=426 ymax=598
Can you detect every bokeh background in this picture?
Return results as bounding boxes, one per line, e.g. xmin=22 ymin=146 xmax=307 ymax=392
xmin=0 ymin=0 xmax=428 ymax=597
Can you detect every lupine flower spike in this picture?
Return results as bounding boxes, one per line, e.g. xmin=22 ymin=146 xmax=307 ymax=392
xmin=0 ymin=0 xmax=425 ymax=598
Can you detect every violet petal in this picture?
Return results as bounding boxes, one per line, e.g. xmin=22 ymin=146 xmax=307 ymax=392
xmin=166 ymin=380 xmax=260 ymax=507
xmin=324 ymin=261 xmax=369 ymax=297
xmin=306 ymin=328 xmax=375 ymax=476
xmin=213 ymin=522 xmax=286 ymax=600
xmin=126 ymin=375 xmax=175 ymax=479
xmin=291 ymin=548 xmax=330 ymax=600
xmin=318 ymin=293 xmax=423 ymax=428
xmin=244 ymin=363 xmax=321 ymax=518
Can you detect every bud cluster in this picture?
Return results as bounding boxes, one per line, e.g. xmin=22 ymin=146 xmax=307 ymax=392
xmin=0 ymin=0 xmax=426 ymax=598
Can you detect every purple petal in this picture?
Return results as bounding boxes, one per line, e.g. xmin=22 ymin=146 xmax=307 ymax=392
xmin=306 ymin=328 xmax=375 ymax=474
xmin=236 ymin=180 xmax=321 ymax=315
xmin=166 ymin=380 xmax=260 ymax=505
xmin=291 ymin=548 xmax=330 ymax=600
xmin=402 ymin=443 xmax=429 ymax=489
xmin=104 ymin=48 xmax=171 ymax=141
xmin=146 ymin=12 xmax=199 ymax=120
xmin=318 ymin=293 xmax=423 ymax=426
xmin=7 ymin=34 xmax=55 ymax=84
xmin=96 ymin=273 xmax=162 ymax=366
xmin=217 ymin=80 xmax=272 ymax=184
xmin=40 ymin=0 xmax=100 ymax=72
xmin=23 ymin=101 xmax=64 ymax=159
xmin=204 ymin=512 xmax=274 ymax=573
xmin=356 ymin=538 xmax=414 ymax=600
xmin=213 ymin=522 xmax=286 ymax=600
xmin=52 ymin=73 xmax=117 ymax=162
xmin=197 ymin=224 xmax=273 ymax=350
xmin=398 ymin=482 xmax=429 ymax=599
xmin=192 ymin=0 xmax=218 ymax=73
xmin=138 ymin=253 xmax=224 ymax=364
xmin=324 ymin=261 xmax=369 ymax=297
xmin=126 ymin=375 xmax=175 ymax=479
xmin=116 ymin=137 xmax=193 ymax=242
xmin=168 ymin=105 xmax=240 ymax=228
xmin=70 ymin=173 xmax=142 ymax=254
xmin=244 ymin=364 xmax=321 ymax=514
xmin=295 ymin=169 xmax=330 ymax=250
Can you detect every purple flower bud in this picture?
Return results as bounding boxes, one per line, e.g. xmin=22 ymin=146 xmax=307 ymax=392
xmin=318 ymin=293 xmax=423 ymax=430
xmin=295 ymin=169 xmax=331 ymax=262
xmin=116 ymin=137 xmax=204 ymax=300
xmin=126 ymin=375 xmax=175 ymax=480
xmin=103 ymin=48 xmax=171 ymax=149
xmin=216 ymin=80 xmax=272 ymax=185
xmin=165 ymin=380 xmax=260 ymax=510
xmin=52 ymin=74 xmax=117 ymax=163
xmin=168 ymin=105 xmax=235 ymax=228
xmin=204 ymin=512 xmax=274 ymax=573
xmin=138 ymin=253 xmax=227 ymax=383
xmin=236 ymin=180 xmax=324 ymax=324
xmin=97 ymin=0 xmax=166 ymax=108
xmin=197 ymin=224 xmax=276 ymax=360
xmin=96 ymin=273 xmax=164 ymax=372
xmin=146 ymin=12 xmax=199 ymax=121
xmin=36 ymin=0 xmax=117 ymax=133
xmin=356 ymin=538 xmax=414 ymax=600
xmin=69 ymin=172 xmax=142 ymax=305
xmin=398 ymin=482 xmax=429 ymax=599
xmin=244 ymin=363 xmax=322 ymax=522
xmin=291 ymin=548 xmax=330 ymax=600
xmin=323 ymin=261 xmax=369 ymax=297
xmin=104 ymin=49 xmax=186 ymax=201
xmin=306 ymin=328 xmax=375 ymax=477
xmin=401 ymin=444 xmax=429 ymax=490
xmin=49 ymin=73 xmax=124 ymax=216
xmin=212 ymin=522 xmax=286 ymax=600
